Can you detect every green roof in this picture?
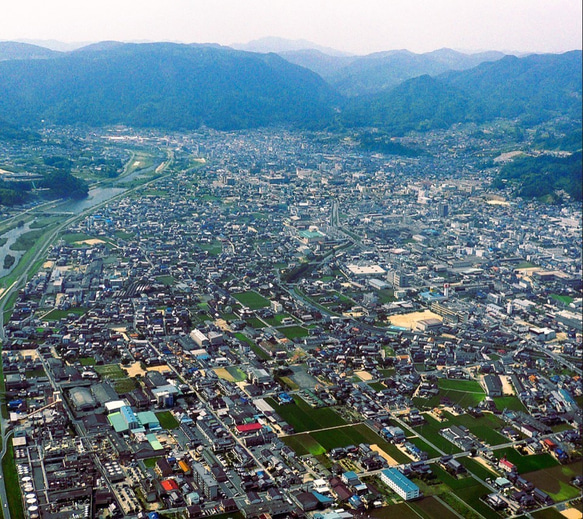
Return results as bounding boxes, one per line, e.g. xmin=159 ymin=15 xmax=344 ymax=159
xmin=108 ymin=412 xmax=128 ymax=433
xmin=146 ymin=433 xmax=164 ymax=451
xmin=137 ymin=411 xmax=160 ymax=428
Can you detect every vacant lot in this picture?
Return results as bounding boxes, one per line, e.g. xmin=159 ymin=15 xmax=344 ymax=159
xmin=232 ymin=290 xmax=270 ymax=309
xmin=265 ymin=395 xmax=346 ymax=433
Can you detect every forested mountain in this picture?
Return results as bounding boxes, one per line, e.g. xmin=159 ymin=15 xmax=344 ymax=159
xmin=281 ymin=48 xmax=506 ymax=96
xmin=0 ymin=42 xmax=338 ymax=130
xmin=341 ymin=51 xmax=582 ymax=134
xmin=0 ymin=41 xmax=60 ymax=61
xmin=0 ymin=42 xmax=579 ymax=135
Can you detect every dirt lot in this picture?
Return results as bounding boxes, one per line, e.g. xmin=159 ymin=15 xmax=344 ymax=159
xmin=354 ymin=370 xmax=373 ymax=381
xmin=389 ymin=310 xmax=443 ymax=330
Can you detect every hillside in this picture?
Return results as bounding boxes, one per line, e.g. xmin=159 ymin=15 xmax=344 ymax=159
xmin=493 ymin=151 xmax=582 ymax=202
xmin=0 ymin=41 xmax=60 ymax=61
xmin=341 ymin=51 xmax=582 ymax=134
xmin=0 ymin=42 xmax=338 ymax=131
xmin=281 ymin=48 xmax=506 ymax=97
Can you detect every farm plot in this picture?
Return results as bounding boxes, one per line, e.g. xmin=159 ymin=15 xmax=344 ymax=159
xmin=522 ymin=462 xmax=582 ymax=501
xmin=232 ymin=291 xmax=270 ymax=309
xmin=265 ymin=395 xmax=346 ymax=433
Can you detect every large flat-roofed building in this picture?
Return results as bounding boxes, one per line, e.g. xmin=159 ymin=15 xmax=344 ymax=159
xmin=380 ymin=468 xmax=420 ymax=500
xmin=346 ymin=264 xmax=386 ymax=277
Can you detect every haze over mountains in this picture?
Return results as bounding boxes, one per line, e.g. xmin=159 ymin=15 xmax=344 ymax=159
xmin=0 ymin=39 xmax=580 ymax=134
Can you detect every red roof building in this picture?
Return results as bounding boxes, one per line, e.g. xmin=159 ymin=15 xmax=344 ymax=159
xmin=235 ymin=423 xmax=263 ymax=434
xmin=161 ymin=479 xmax=179 ymax=492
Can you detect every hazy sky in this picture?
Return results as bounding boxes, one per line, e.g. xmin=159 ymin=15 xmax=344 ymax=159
xmin=2 ymin=0 xmax=581 ymax=54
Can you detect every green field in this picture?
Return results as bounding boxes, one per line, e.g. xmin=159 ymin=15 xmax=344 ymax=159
xmin=281 ymin=433 xmax=326 ymax=455
xmin=41 ymin=307 xmax=87 ymax=321
xmin=414 ymin=383 xmax=487 ymax=408
xmin=409 ymin=437 xmax=442 ymax=459
xmin=225 ymin=366 xmax=247 ymax=382
xmin=60 ymin=232 xmax=99 ymax=244
xmin=156 ymin=411 xmax=180 ymax=430
xmin=550 ymin=294 xmax=574 ymax=305
xmin=410 ymin=496 xmax=460 ymax=519
xmin=438 ymin=378 xmax=485 ymax=392
xmin=95 ymin=364 xmax=137 ymax=394
xmin=429 ymin=464 xmax=478 ymax=490
xmin=459 ymin=456 xmax=499 ymax=481
xmin=277 ymin=325 xmax=309 ymax=339
xmin=142 ymin=456 xmax=162 ymax=468
xmin=369 ymin=503 xmax=422 ymax=519
xmin=232 ymin=290 xmax=270 ymax=309
xmin=493 ymin=396 xmax=528 ymax=412
xmin=282 ymin=423 xmax=412 ymax=464
xmin=245 ymin=317 xmax=265 ymax=329
xmin=454 ymin=482 xmax=496 ymax=518
xmin=265 ymin=395 xmax=346 ymax=432
xmin=414 ymin=414 xmax=462 ymax=454
xmin=2 ymin=442 xmax=23 ymax=519
xmin=493 ymin=447 xmax=559 ymax=473
xmin=442 ymin=412 xmax=507 ymax=446
xmin=522 ymin=462 xmax=582 ymax=501
xmin=532 ymin=509 xmax=570 ymax=519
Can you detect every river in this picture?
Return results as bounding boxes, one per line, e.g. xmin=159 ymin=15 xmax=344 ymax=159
xmin=0 ymin=158 xmax=162 ymax=279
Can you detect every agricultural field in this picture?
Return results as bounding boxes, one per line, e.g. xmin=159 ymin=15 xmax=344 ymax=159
xmin=493 ymin=396 xmax=528 ymax=412
xmin=522 ymin=462 xmax=582 ymax=501
xmin=369 ymin=502 xmax=422 ymax=519
xmin=453 ymin=482 xmax=496 ymax=518
xmin=459 ymin=456 xmax=499 ymax=480
xmin=414 ymin=414 xmax=462 ymax=454
xmin=41 ymin=307 xmax=87 ymax=321
xmin=94 ymin=363 xmax=137 ymax=394
xmin=414 ymin=379 xmax=487 ymax=409
xmin=442 ymin=411 xmax=508 ymax=446
xmin=232 ymin=290 xmax=270 ymax=309
xmin=282 ymin=423 xmax=412 ymax=464
xmin=409 ymin=496 xmax=460 ymax=519
xmin=265 ymin=395 xmax=347 ymax=433
xmin=493 ymin=447 xmax=559 ymax=473
xmin=155 ymin=411 xmax=180 ymax=430
xmin=277 ymin=325 xmax=309 ymax=339
xmin=214 ymin=366 xmax=247 ymax=383
xmin=438 ymin=378 xmax=484 ymax=392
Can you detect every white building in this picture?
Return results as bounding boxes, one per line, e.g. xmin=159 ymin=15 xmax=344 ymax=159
xmin=380 ymin=468 xmax=420 ymax=501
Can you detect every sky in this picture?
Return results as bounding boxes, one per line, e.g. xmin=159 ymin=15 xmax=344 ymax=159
xmin=1 ymin=0 xmax=581 ymax=55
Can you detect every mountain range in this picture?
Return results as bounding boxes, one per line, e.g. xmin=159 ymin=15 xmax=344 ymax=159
xmin=0 ymin=40 xmax=580 ymax=134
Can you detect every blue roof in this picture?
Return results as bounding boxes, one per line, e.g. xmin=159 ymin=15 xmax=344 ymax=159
xmin=312 ymin=491 xmax=333 ymax=504
xmin=120 ymin=405 xmax=139 ymax=424
xmin=559 ymin=388 xmax=575 ymax=404
xmin=381 ymin=468 xmax=420 ymax=493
